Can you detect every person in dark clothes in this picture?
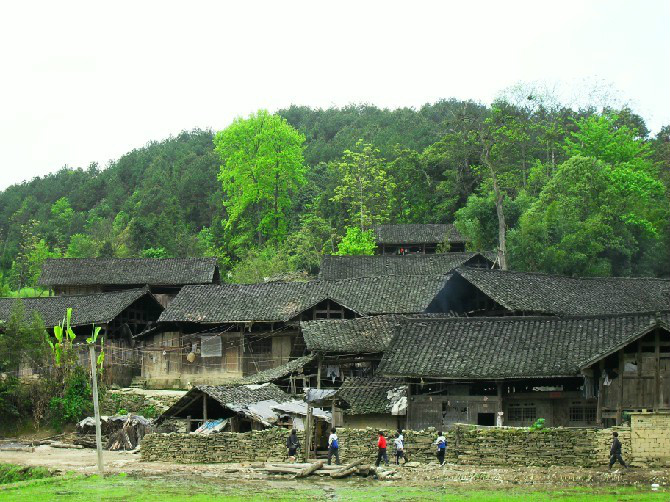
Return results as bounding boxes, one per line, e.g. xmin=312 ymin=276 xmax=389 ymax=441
xmin=286 ymin=428 xmax=300 ymax=463
xmin=609 ymin=431 xmax=628 ymax=469
xmin=327 ymin=427 xmax=340 ymax=465
xmin=375 ymin=430 xmax=389 ymax=467
xmin=434 ymin=431 xmax=447 ymax=466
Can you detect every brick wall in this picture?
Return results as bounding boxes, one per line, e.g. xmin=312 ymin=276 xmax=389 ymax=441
xmin=631 ymin=412 xmax=670 ymax=466
xmin=141 ymin=425 xmax=632 ymax=467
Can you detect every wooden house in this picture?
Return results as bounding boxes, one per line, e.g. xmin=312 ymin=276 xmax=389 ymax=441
xmin=38 ymin=257 xmax=220 ymax=306
xmin=318 ymin=252 xmax=493 ymax=281
xmin=441 ymin=268 xmax=670 ymax=316
xmin=138 ymin=275 xmax=455 ymax=389
xmin=373 ymin=224 xmax=467 ymax=254
xmin=0 ymin=288 xmax=164 ymax=386
xmin=378 ymin=313 xmax=670 ymax=428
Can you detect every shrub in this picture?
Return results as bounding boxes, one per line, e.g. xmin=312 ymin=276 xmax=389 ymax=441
xmin=49 ymin=365 xmax=93 ymax=429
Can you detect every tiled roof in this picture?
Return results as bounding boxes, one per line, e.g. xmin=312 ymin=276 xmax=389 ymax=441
xmin=378 ymin=312 xmax=670 ymax=379
xmin=38 ymin=258 xmax=219 ymax=287
xmin=159 ymin=275 xmax=449 ymax=323
xmin=0 ymin=288 xmax=159 ymax=328
xmin=302 ymin=315 xmax=402 ymax=353
xmin=238 ymin=354 xmax=317 ymax=384
xmin=373 ymin=224 xmax=466 ymax=245
xmin=157 ymin=383 xmax=291 ymax=423
xmin=455 ymin=268 xmax=670 ymax=315
xmin=336 ymin=376 xmax=405 ymax=415
xmin=318 ymin=252 xmax=492 ymax=280
xmin=301 ymin=314 xmax=452 ymax=353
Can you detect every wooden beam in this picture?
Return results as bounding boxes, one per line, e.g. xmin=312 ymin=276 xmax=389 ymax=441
xmin=596 ymin=360 xmax=604 ymax=426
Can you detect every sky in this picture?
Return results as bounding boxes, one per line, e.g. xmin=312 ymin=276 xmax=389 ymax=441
xmin=0 ymin=0 xmax=668 ymax=190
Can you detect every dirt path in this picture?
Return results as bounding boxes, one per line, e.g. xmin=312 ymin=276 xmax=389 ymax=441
xmin=2 ymin=446 xmax=669 ymax=489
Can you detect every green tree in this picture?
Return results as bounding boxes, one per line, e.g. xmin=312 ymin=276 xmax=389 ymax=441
xmin=66 ymin=234 xmax=98 ymax=258
xmin=331 ymin=140 xmax=395 ymax=230
xmin=509 ymin=156 xmax=668 ymax=276
xmin=335 ymin=226 xmax=376 ymax=255
xmin=50 ymin=197 xmax=75 ymax=249
xmin=214 ymin=110 xmax=306 ymax=251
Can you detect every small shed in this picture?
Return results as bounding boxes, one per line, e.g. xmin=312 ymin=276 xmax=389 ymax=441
xmin=156 ymin=383 xmax=330 ymax=432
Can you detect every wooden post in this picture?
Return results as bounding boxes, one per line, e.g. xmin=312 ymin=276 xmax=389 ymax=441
xmin=496 ymin=381 xmax=503 ymax=426
xmin=616 ymin=350 xmax=624 ymax=425
xmin=316 ymin=356 xmax=321 ymax=390
xmin=89 ymin=344 xmax=104 ymax=475
xmin=203 ymin=395 xmax=208 ymax=422
xmin=304 ymin=404 xmax=313 ymax=462
xmin=596 ymin=360 xmax=604 ymax=426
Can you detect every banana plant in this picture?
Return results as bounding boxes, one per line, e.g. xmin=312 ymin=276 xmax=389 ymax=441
xmin=87 ymin=325 xmax=105 ymax=371
xmin=50 ymin=308 xmax=76 ymax=366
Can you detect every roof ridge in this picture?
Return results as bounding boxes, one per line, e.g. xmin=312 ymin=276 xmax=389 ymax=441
xmin=401 ymin=311 xmax=670 ymax=323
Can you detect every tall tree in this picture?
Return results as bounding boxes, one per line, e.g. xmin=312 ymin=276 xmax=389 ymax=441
xmin=214 ymin=110 xmax=306 ymax=252
xmin=331 ymin=140 xmax=395 ymax=230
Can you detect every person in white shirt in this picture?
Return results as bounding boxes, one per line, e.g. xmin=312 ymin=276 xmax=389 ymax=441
xmin=434 ymin=431 xmax=447 ymax=466
xmin=327 ymin=427 xmax=340 ymax=465
xmin=393 ymin=432 xmax=404 ymax=465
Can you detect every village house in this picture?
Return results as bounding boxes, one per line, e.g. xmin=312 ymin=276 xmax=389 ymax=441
xmin=38 ymin=257 xmax=220 ymax=306
xmin=373 ymin=223 xmax=468 ymax=254
xmin=0 ymin=288 xmax=164 ymax=386
xmin=318 ymin=252 xmax=493 ymax=281
xmin=441 ymin=268 xmax=670 ymax=316
xmin=138 ymin=275 xmax=455 ymax=389
xmin=377 ymin=312 xmax=670 ymax=428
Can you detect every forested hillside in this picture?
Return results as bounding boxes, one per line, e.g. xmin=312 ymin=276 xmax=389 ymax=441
xmin=1 ymin=97 xmax=669 ymax=292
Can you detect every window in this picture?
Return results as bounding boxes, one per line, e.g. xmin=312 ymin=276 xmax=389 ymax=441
xmin=507 ymin=403 xmax=536 ymax=423
xmin=569 ymin=403 xmax=597 ymax=424
xmin=442 ymin=402 xmax=468 ymax=423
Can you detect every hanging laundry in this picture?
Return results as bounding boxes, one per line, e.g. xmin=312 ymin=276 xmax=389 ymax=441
xmin=326 ymin=365 xmax=340 ymax=383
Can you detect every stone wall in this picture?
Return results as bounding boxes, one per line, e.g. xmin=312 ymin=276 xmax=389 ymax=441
xmin=142 ymin=429 xmax=305 ymax=463
xmin=142 ymin=425 xmax=633 ymax=467
xmin=337 ymin=426 xmax=631 ymax=467
xmin=630 ymin=412 xmax=670 ymax=466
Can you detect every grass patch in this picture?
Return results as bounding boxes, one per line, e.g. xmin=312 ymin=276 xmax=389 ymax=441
xmin=0 ymin=464 xmax=53 ymax=485
xmin=0 ymin=474 xmax=667 ymax=501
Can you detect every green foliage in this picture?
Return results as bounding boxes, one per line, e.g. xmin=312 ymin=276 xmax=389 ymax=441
xmin=141 ymin=247 xmax=167 ymax=258
xmin=0 ymin=100 xmax=667 ymax=280
xmin=214 ymin=110 xmax=306 ymax=252
xmin=0 ymin=377 xmax=21 ymax=424
xmin=509 ymin=153 xmax=668 ymax=276
xmin=49 ymin=365 xmax=93 ymax=429
xmin=529 ymin=418 xmax=546 ymax=430
xmin=66 ymin=233 xmax=98 ymax=258
xmin=335 ymin=226 xmax=376 ymax=256
xmin=0 ymin=463 xmax=52 ymax=484
xmin=331 ymin=140 xmax=395 ymax=230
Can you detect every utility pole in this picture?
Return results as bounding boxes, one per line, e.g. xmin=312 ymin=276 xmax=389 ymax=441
xmin=89 ymin=344 xmax=104 ymax=474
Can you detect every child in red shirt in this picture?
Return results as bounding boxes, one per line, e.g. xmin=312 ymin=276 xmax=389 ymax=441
xmin=375 ymin=431 xmax=389 ymax=467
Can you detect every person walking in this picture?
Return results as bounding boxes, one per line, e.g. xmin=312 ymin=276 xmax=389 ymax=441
xmin=286 ymin=428 xmax=300 ymax=463
xmin=609 ymin=431 xmax=628 ymax=469
xmin=327 ymin=427 xmax=340 ymax=465
xmin=434 ymin=431 xmax=447 ymax=466
xmin=393 ymin=432 xmax=404 ymax=465
xmin=375 ymin=430 xmax=389 ymax=467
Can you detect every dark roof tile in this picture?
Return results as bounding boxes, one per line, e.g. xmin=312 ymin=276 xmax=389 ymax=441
xmin=319 ymin=253 xmax=493 ymax=280
xmin=159 ymin=276 xmax=449 ymax=323
xmin=378 ymin=313 xmax=670 ymax=379
xmin=373 ymin=224 xmax=465 ymax=245
xmin=38 ymin=258 xmax=219 ymax=287
xmin=337 ymin=375 xmax=405 ymax=415
xmin=0 ymin=288 xmax=158 ymax=328
xmin=455 ymin=268 xmax=670 ymax=315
